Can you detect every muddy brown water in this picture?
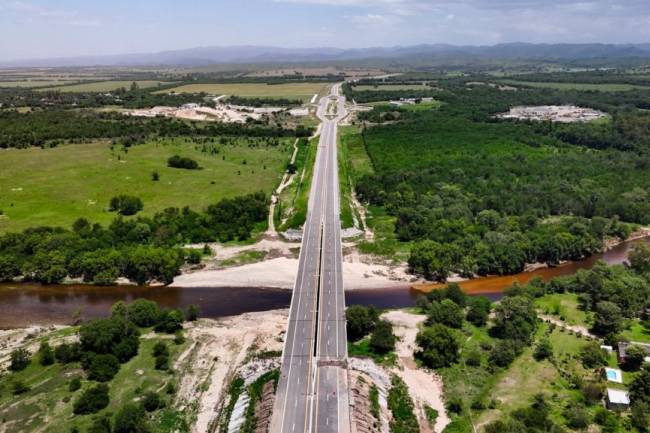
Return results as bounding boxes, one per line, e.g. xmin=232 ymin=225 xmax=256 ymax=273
xmin=0 ymin=237 xmax=646 ymax=328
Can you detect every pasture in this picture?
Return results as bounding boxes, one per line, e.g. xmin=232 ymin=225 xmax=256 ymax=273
xmin=159 ymin=82 xmax=331 ymax=102
xmin=0 ymin=138 xmax=292 ymax=232
xmin=40 ymin=80 xmax=171 ymax=92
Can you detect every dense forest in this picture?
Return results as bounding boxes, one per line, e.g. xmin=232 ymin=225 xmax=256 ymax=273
xmin=0 ymin=192 xmax=267 ymax=285
xmin=351 ymin=77 xmax=650 ymax=281
xmin=0 ymin=109 xmax=313 ymax=148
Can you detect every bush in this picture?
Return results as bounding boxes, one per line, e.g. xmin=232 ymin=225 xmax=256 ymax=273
xmin=581 ymin=381 xmax=604 ymax=405
xmin=73 ymin=384 xmax=110 ymax=415
xmin=79 ymin=317 xmax=140 ymax=360
xmin=446 ymin=397 xmax=464 ymax=415
xmin=9 ymin=348 xmax=31 ymax=371
xmin=113 ymin=403 xmax=149 ymax=433
xmin=624 ymin=345 xmax=647 ymax=371
xmin=369 ymin=321 xmax=396 ymax=354
xmin=39 ymin=341 xmax=55 ymax=366
xmin=154 ymin=309 xmax=184 ymax=333
xmin=109 ymin=195 xmax=143 ymax=216
xmin=346 ymin=305 xmax=379 ymax=341
xmin=488 ymin=340 xmax=520 ymax=368
xmin=88 ymin=415 xmax=112 ymax=433
xmin=186 ymin=249 xmax=202 ymax=265
xmin=533 ymin=338 xmax=553 ymax=361
xmin=113 ymin=336 xmax=139 ymax=363
xmin=174 ymin=331 xmax=185 ymax=345
xmin=152 ymin=341 xmax=169 ymax=358
xmin=415 ymin=324 xmax=459 ymax=368
xmin=564 ymin=404 xmax=590 ymax=429
xmin=580 ymin=342 xmax=607 ymax=368
xmin=167 ymin=155 xmax=199 ymax=170
xmin=185 ymin=304 xmax=200 ymax=321
xmin=142 ymin=391 xmax=161 ymax=412
xmin=426 ymin=300 xmax=464 ymax=328
xmin=55 ymin=342 xmax=82 ymax=364
xmin=11 ymin=380 xmax=30 ymax=395
xmin=126 ymin=299 xmax=160 ymax=327
xmin=155 ymin=354 xmax=169 ymax=371
xmin=69 ymin=377 xmax=82 ymax=392
xmin=87 ymin=354 xmax=120 ymax=382
xmin=465 ymin=350 xmax=482 ymax=367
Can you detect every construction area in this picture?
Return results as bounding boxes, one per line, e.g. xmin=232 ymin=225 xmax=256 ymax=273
xmin=497 ymin=105 xmax=607 ymax=123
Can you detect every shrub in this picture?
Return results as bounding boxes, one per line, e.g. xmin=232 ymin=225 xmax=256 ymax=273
xmin=533 ymin=338 xmax=553 ymax=361
xmin=174 ymin=331 xmax=185 ymax=345
xmin=142 ymin=391 xmax=161 ymax=412
xmin=369 ymin=320 xmax=396 ymax=354
xmin=186 ymin=304 xmax=200 ymax=321
xmin=9 ymin=348 xmax=31 ymax=371
xmin=113 ymin=403 xmax=149 ymax=433
xmin=11 ymin=380 xmax=30 ymax=395
xmin=155 ymin=354 xmax=169 ymax=371
xmin=186 ymin=249 xmax=202 ymax=265
xmin=73 ymin=384 xmax=110 ymax=415
xmin=154 ymin=309 xmax=184 ymax=333
xmin=415 ymin=324 xmax=460 ymax=368
xmin=39 ymin=341 xmax=55 ymax=366
xmin=87 ymin=354 xmax=120 ymax=382
xmin=564 ymin=404 xmax=590 ymax=429
xmin=580 ymin=342 xmax=607 ymax=368
xmin=88 ymin=415 xmax=112 ymax=433
xmin=446 ymin=397 xmax=464 ymax=415
xmin=55 ymin=342 xmax=82 ymax=364
xmin=346 ymin=305 xmax=379 ymax=341
xmin=109 ymin=195 xmax=143 ymax=216
xmin=465 ymin=350 xmax=482 ymax=367
xmin=488 ymin=340 xmax=520 ymax=368
xmin=126 ymin=299 xmax=160 ymax=327
xmin=69 ymin=377 xmax=82 ymax=392
xmin=581 ymin=381 xmax=604 ymax=405
xmin=153 ymin=342 xmax=169 ymax=358
xmin=167 ymin=155 xmax=199 ymax=170
xmin=113 ymin=336 xmax=139 ymax=363
xmin=151 ymin=171 xmax=160 ymax=181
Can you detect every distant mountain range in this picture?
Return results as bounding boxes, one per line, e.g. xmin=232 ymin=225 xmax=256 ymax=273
xmin=3 ymin=43 xmax=650 ymax=68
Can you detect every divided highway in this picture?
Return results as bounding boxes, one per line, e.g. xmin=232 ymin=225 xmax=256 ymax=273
xmin=270 ymin=85 xmax=350 ymax=433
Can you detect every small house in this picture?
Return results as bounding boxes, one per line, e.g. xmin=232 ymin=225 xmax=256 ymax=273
xmin=606 ymin=389 xmax=630 ymax=411
xmin=617 ymin=342 xmax=650 ymax=364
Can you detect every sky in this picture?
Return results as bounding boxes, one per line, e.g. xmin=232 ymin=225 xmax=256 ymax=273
xmin=1 ymin=0 xmax=649 ymax=60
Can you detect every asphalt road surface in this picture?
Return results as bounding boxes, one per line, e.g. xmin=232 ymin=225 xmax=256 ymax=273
xmin=270 ymin=84 xmax=350 ymax=433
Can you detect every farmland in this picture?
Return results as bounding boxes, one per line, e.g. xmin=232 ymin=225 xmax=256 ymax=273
xmin=0 ymin=137 xmax=292 ymax=232
xmin=40 ymin=80 xmax=172 ymax=92
xmin=498 ymin=80 xmax=648 ymax=91
xmin=353 ymin=84 xmax=432 ymax=91
xmin=159 ymin=82 xmax=331 ymax=102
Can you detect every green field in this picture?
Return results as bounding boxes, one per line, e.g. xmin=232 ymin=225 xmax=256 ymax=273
xmin=499 ymin=80 xmax=648 ymax=91
xmin=159 ymin=82 xmax=331 ymax=102
xmin=0 ymin=138 xmax=292 ymax=232
xmin=0 ymin=330 xmax=188 ymax=433
xmin=354 ymin=84 xmax=432 ymax=91
xmin=40 ymin=80 xmax=172 ymax=93
xmin=535 ymin=293 xmax=591 ymax=327
xmin=0 ymin=80 xmax=81 ymax=88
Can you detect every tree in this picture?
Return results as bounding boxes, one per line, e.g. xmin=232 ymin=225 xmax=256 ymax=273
xmin=592 ymin=301 xmax=623 ymax=335
xmin=109 ymin=195 xmax=143 ymax=216
xmin=9 ymin=348 xmax=31 ymax=371
xmin=629 ymin=243 xmax=650 ymax=274
xmin=533 ymin=338 xmax=553 ymax=361
xmin=415 ymin=324 xmax=459 ymax=368
xmin=69 ymin=377 xmax=82 ymax=392
xmin=126 ymin=299 xmax=160 ymax=327
xmin=185 ymin=304 xmax=200 ymax=321
xmin=624 ymin=345 xmax=647 ymax=371
xmin=113 ymin=335 xmax=139 ymax=363
xmin=151 ymin=171 xmax=160 ymax=181
xmin=11 ymin=380 xmax=30 ymax=395
xmin=631 ymin=401 xmax=649 ymax=432
xmin=580 ymin=342 xmax=608 ymax=368
xmin=142 ymin=391 xmax=162 ymax=412
xmin=152 ymin=342 xmax=169 ymax=358
xmin=79 ymin=317 xmax=140 ymax=357
xmin=491 ymin=296 xmax=538 ymax=344
xmin=73 ymin=384 xmax=110 ymax=415
xmin=87 ymin=354 xmax=120 ymax=382
xmin=346 ymin=305 xmax=379 ymax=341
xmin=55 ymin=342 xmax=82 ymax=364
xmin=113 ymin=403 xmax=150 ymax=433
xmin=466 ymin=296 xmax=491 ymax=327
xmin=88 ymin=415 xmax=112 ymax=433
xmin=426 ymin=300 xmax=464 ymax=328
xmin=629 ymin=367 xmax=650 ymax=404
xmin=38 ymin=341 xmax=55 ymax=366
xmin=408 ymin=240 xmax=459 ymax=282
xmin=167 ymin=155 xmax=199 ymax=170
xmin=369 ymin=321 xmax=396 ymax=354
xmin=488 ymin=340 xmax=520 ymax=368
xmin=0 ymin=254 xmax=20 ymax=282
xmin=154 ymin=309 xmax=184 ymax=333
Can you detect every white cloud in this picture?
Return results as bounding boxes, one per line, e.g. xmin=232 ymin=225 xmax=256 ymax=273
xmin=6 ymin=1 xmax=101 ymax=27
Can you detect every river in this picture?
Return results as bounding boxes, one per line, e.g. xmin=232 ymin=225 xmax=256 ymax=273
xmin=0 ymin=237 xmax=646 ymax=328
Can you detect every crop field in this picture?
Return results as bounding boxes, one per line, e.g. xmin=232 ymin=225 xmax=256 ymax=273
xmin=499 ymin=80 xmax=648 ymax=91
xmin=40 ymin=80 xmax=172 ymax=92
xmin=0 ymin=138 xmax=292 ymax=232
xmin=159 ymin=82 xmax=331 ymax=102
xmin=353 ymin=84 xmax=432 ymax=91
xmin=0 ymin=80 xmax=81 ymax=88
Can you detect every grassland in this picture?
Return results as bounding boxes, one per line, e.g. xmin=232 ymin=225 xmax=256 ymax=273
xmin=499 ymin=80 xmax=648 ymax=91
xmin=535 ymin=293 xmax=591 ymax=327
xmin=277 ymin=137 xmax=317 ymax=231
xmin=0 ymin=330 xmax=188 ymax=433
xmin=0 ymin=138 xmax=292 ymax=233
xmin=0 ymin=80 xmax=81 ymax=88
xmin=354 ymin=84 xmax=432 ymax=91
xmin=159 ymin=82 xmax=331 ymax=102
xmin=40 ymin=80 xmax=172 ymax=93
